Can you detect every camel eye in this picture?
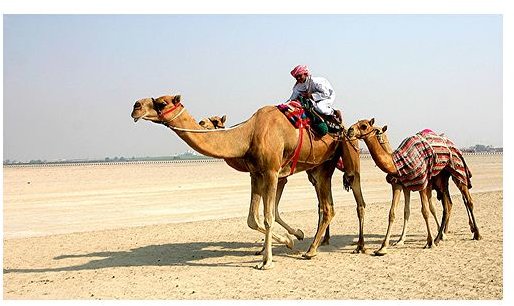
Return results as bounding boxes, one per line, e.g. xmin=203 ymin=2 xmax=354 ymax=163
xmin=360 ymin=124 xmax=367 ymax=130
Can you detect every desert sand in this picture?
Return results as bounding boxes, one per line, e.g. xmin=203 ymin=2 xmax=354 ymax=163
xmin=3 ymin=154 xmax=503 ymax=299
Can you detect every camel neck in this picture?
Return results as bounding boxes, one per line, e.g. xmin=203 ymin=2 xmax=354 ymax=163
xmin=362 ymin=135 xmax=398 ymax=175
xmin=162 ymin=108 xmax=250 ymax=159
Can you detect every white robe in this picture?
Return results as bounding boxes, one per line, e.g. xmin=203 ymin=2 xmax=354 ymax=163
xmin=288 ymin=76 xmax=336 ymax=115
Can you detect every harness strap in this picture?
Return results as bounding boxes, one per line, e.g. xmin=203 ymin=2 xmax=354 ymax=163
xmin=281 ymin=124 xmax=305 ymax=175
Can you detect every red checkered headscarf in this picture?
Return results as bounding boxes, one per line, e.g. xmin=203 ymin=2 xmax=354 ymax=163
xmin=290 ymin=65 xmax=310 ymax=78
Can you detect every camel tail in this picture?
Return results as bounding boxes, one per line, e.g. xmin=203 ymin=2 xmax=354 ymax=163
xmin=343 ymin=173 xmax=352 ymax=192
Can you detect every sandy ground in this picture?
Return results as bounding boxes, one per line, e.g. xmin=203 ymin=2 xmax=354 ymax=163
xmin=3 ymin=154 xmax=503 ymax=299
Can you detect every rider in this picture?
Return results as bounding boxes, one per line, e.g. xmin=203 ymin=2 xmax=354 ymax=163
xmin=288 ymin=65 xmax=342 ymax=123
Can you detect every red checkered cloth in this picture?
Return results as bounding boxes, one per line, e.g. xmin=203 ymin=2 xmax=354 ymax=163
xmin=391 ymin=131 xmax=472 ymax=191
xmin=276 ymin=101 xmax=311 ymax=128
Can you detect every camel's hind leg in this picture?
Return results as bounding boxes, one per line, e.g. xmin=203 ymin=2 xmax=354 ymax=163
xmin=348 ymin=172 xmax=367 ymax=254
xmin=454 ymin=179 xmax=481 ymax=240
xmin=274 ymin=177 xmax=304 ymax=240
xmin=375 ymin=183 xmax=402 ymax=255
xmin=420 ymin=188 xmax=436 ymax=249
xmin=304 ymin=165 xmax=336 ymax=259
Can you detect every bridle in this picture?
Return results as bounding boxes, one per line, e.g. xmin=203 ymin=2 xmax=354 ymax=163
xmin=347 ymin=123 xmax=390 ymax=152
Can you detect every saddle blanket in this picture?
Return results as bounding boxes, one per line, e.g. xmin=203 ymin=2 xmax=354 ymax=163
xmin=276 ymin=100 xmax=310 ymax=128
xmin=392 ymin=130 xmax=472 ymax=191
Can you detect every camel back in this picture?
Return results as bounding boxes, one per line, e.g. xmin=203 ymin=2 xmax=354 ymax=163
xmin=392 ymin=131 xmax=472 ymax=191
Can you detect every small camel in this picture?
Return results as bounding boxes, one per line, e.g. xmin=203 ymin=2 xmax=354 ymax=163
xmin=347 ymin=119 xmax=480 ymax=255
xmin=131 ymin=94 xmax=367 ymax=269
xmin=199 ymin=115 xmax=227 ymax=129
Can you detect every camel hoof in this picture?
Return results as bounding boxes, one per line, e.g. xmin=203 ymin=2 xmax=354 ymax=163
xmin=393 ymin=240 xmax=405 ymax=246
xmin=255 ymin=261 xmax=274 ymax=270
xmin=255 ymin=247 xmax=265 ymax=256
xmin=473 ymin=233 xmax=482 ymax=240
xmin=294 ymin=229 xmax=305 ymax=241
xmin=423 ymin=243 xmax=434 ymax=249
xmin=320 ymin=237 xmax=330 ymax=246
xmin=285 ymin=233 xmax=295 ymax=249
xmin=374 ymin=248 xmax=388 ymax=256
xmin=302 ymin=252 xmax=317 ymax=259
xmin=352 ymin=246 xmax=367 ymax=254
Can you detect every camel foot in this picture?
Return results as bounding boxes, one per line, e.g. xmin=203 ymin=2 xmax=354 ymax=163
xmin=285 ymin=233 xmax=295 ymax=249
xmin=473 ymin=232 xmax=482 ymax=240
xmin=302 ymin=251 xmax=317 ymax=259
xmin=255 ymin=261 xmax=274 ymax=270
xmin=293 ymin=229 xmax=305 ymax=241
xmin=255 ymin=247 xmax=265 ymax=256
xmin=423 ymin=242 xmax=434 ymax=249
xmin=352 ymin=245 xmax=367 ymax=254
xmin=374 ymin=248 xmax=389 ymax=256
xmin=393 ymin=239 xmax=405 ymax=246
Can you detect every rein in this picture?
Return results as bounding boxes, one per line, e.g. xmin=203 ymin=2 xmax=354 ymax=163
xmin=159 ymin=103 xmax=244 ymax=133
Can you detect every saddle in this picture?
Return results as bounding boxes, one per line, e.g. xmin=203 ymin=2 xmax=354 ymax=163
xmin=297 ymin=96 xmax=343 ymax=136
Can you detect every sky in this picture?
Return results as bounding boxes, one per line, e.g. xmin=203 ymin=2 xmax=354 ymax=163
xmin=2 ymin=13 xmax=503 ymax=162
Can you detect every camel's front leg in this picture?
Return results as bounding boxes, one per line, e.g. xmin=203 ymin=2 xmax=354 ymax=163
xmin=375 ymin=183 xmax=402 ymax=256
xmin=460 ymin=184 xmax=481 ymax=240
xmin=256 ymin=171 xmax=279 ymax=270
xmin=394 ymin=187 xmax=410 ymax=246
xmin=426 ymin=185 xmax=445 ymax=240
xmin=248 ymin=174 xmax=294 ymax=256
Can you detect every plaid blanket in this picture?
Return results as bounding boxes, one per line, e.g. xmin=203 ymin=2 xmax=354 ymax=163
xmin=276 ymin=100 xmax=311 ymax=128
xmin=392 ymin=131 xmax=472 ymax=191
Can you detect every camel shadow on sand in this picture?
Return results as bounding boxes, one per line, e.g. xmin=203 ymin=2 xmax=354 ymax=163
xmin=4 ymin=233 xmax=388 ymax=274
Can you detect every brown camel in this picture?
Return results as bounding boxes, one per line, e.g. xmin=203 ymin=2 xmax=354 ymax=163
xmin=347 ymin=119 xmax=480 ymax=255
xmin=199 ymin=115 xmax=227 ymax=129
xmin=352 ymin=123 xmax=443 ymax=247
xmin=131 ymin=94 xmax=367 ymax=269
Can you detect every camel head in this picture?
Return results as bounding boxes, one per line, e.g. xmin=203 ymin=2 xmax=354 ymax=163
xmin=199 ymin=115 xmax=227 ymax=129
xmin=347 ymin=118 xmax=388 ymax=139
xmin=131 ymin=95 xmax=182 ymax=123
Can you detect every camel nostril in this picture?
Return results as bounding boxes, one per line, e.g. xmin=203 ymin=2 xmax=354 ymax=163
xmin=134 ymin=102 xmax=141 ymax=110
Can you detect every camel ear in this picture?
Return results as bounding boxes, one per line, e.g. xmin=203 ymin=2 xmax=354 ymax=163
xmin=221 ymin=115 xmax=227 ymax=123
xmin=370 ymin=118 xmax=375 ymax=126
xmin=382 ymin=125 xmax=388 ymax=132
xmin=172 ymin=95 xmax=181 ymax=104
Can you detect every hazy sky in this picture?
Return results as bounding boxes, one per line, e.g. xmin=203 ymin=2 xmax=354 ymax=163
xmin=3 ymin=14 xmax=502 ymax=161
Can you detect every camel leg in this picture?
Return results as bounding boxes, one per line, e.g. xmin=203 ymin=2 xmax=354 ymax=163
xmin=255 ymin=171 xmax=279 ymax=270
xmin=455 ymin=180 xmax=481 ymax=240
xmin=248 ymin=174 xmax=294 ymax=256
xmin=349 ymin=173 xmax=367 ymax=254
xmin=394 ymin=187 xmax=411 ymax=246
xmin=426 ymin=185 xmax=444 ymax=239
xmin=375 ymin=183 xmax=402 ymax=256
xmin=304 ymin=166 xmax=335 ymax=259
xmin=274 ymin=177 xmax=304 ymax=241
xmin=318 ymin=201 xmax=331 ymax=246
xmin=420 ymin=189 xmax=435 ymax=249
xmin=434 ymin=173 xmax=451 ymax=245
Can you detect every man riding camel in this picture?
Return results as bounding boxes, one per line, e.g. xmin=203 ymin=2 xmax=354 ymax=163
xmin=288 ymin=64 xmax=343 ymax=124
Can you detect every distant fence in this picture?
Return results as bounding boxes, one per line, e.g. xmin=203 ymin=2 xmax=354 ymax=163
xmin=3 ymin=152 xmax=502 ymax=168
